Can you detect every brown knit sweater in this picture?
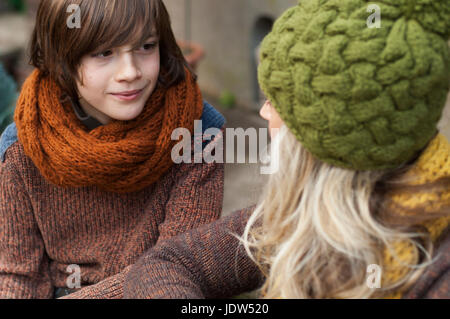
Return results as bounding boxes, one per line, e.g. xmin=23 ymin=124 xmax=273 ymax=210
xmin=0 ymin=126 xmax=225 ymax=299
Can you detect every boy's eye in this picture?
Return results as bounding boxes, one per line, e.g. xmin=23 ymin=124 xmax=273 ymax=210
xmin=92 ymin=50 xmax=113 ymax=58
xmin=141 ymin=42 xmax=158 ymax=51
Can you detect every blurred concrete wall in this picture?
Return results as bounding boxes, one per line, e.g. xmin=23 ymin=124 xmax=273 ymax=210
xmin=164 ymin=0 xmax=297 ymax=111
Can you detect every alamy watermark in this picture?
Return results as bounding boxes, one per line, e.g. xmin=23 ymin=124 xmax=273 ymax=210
xmin=367 ymin=4 xmax=381 ymax=29
xmin=366 ymin=264 xmax=382 ymax=289
xmin=66 ymin=264 xmax=81 ymax=289
xmin=67 ymin=4 xmax=81 ymax=29
xmin=67 ymin=3 xmax=381 ymax=30
xmin=171 ymin=121 xmax=280 ymax=175
xmin=64 ymin=262 xmax=382 ymax=290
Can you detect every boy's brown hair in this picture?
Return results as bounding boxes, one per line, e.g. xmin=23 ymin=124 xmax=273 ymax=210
xmin=30 ymin=0 xmax=188 ymax=101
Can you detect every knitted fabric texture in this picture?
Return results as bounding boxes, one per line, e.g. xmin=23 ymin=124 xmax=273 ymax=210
xmin=0 ymin=132 xmax=225 ymax=299
xmin=258 ymin=0 xmax=450 ymax=170
xmin=14 ymin=68 xmax=203 ymax=193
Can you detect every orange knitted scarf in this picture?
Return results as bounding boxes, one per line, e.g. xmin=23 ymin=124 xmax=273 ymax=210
xmin=14 ymin=69 xmax=203 ymax=193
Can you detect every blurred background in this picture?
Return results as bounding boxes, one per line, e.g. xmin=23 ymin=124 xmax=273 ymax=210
xmin=0 ymin=0 xmax=449 ymax=216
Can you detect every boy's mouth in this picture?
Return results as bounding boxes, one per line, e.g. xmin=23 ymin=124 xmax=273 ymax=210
xmin=110 ymin=89 xmax=144 ymax=101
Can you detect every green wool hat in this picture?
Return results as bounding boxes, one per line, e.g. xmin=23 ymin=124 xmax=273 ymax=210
xmin=258 ymin=0 xmax=450 ymax=170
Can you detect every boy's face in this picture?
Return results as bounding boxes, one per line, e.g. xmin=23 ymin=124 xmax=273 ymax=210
xmin=76 ymin=36 xmax=160 ymax=125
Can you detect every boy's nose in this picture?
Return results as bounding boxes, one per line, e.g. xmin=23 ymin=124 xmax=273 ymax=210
xmin=115 ymin=55 xmax=142 ymax=82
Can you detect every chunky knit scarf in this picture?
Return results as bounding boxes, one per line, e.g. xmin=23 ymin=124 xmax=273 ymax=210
xmin=382 ymin=133 xmax=450 ymax=298
xmin=14 ymin=69 xmax=203 ymax=193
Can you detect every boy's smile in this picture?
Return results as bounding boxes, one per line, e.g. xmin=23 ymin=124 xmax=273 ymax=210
xmin=76 ymin=37 xmax=160 ymax=125
xmin=109 ymin=88 xmax=145 ymax=101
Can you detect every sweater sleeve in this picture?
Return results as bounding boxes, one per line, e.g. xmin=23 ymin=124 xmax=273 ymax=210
xmin=0 ymin=158 xmax=53 ymax=299
xmin=422 ymin=269 xmax=450 ymax=298
xmin=157 ymin=128 xmax=225 ymax=241
xmin=123 ymin=206 xmax=264 ymax=299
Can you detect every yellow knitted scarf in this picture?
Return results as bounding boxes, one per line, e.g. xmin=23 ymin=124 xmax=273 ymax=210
xmin=382 ymin=133 xmax=450 ymax=298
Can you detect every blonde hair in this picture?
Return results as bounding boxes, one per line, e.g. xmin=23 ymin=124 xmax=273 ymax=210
xmin=241 ymin=125 xmax=445 ymax=299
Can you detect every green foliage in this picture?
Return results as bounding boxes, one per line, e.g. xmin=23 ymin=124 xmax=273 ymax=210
xmin=7 ymin=0 xmax=26 ymax=12
xmin=0 ymin=63 xmax=17 ymax=134
xmin=219 ymin=90 xmax=236 ymax=109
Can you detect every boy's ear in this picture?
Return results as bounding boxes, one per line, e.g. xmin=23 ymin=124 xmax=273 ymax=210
xmin=76 ymin=68 xmax=84 ymax=87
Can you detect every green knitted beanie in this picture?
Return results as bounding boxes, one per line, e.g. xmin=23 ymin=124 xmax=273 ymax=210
xmin=258 ymin=0 xmax=450 ymax=170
